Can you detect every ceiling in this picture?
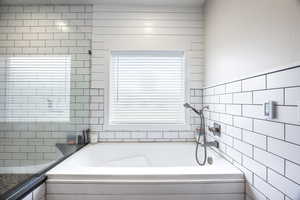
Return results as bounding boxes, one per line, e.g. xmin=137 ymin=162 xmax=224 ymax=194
xmin=0 ymin=0 xmax=205 ymax=7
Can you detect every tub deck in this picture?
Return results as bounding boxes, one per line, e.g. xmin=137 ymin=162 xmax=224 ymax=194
xmin=46 ymin=142 xmax=244 ymax=200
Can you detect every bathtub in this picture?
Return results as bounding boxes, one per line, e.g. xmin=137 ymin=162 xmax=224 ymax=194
xmin=46 ymin=142 xmax=244 ymax=200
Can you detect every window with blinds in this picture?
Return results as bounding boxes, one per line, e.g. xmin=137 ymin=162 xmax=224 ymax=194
xmin=109 ymin=51 xmax=186 ymax=128
xmin=1 ymin=56 xmax=71 ymax=122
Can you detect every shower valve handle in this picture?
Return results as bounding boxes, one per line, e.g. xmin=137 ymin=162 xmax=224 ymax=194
xmin=208 ymin=123 xmax=221 ymax=137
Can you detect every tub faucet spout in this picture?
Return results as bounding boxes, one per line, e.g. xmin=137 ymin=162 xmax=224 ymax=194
xmin=200 ymin=141 xmax=219 ymax=148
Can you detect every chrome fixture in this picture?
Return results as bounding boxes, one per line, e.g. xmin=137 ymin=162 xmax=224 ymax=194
xmin=201 ymin=141 xmax=219 ymax=148
xmin=207 ymin=156 xmax=213 ymax=165
xmin=183 ymin=103 xmax=218 ymax=166
xmin=208 ymin=122 xmax=221 ymax=137
xmin=183 ymin=103 xmax=209 ymax=115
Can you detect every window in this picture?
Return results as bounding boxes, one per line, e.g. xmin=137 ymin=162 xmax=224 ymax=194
xmin=108 ymin=51 xmax=187 ymax=129
xmin=1 ymin=56 xmax=71 ymax=122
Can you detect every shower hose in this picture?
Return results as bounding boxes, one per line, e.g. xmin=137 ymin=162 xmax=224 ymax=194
xmin=195 ymin=111 xmax=207 ymax=166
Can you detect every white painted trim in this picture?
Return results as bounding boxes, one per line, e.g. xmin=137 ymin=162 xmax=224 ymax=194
xmin=104 ymin=50 xmax=191 ymax=131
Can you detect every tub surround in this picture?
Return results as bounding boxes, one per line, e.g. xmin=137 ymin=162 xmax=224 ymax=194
xmin=46 ymin=142 xmax=244 ymax=200
xmin=203 ymin=65 xmax=300 ymax=200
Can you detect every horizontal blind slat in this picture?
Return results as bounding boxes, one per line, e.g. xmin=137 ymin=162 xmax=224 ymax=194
xmin=1 ymin=56 xmax=71 ymax=122
xmin=110 ymin=51 xmax=185 ymax=125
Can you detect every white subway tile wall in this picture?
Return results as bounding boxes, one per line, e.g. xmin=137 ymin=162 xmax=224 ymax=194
xmin=203 ymin=66 xmax=300 ymax=200
xmin=91 ymin=6 xmax=204 ymax=142
xmin=0 ymin=5 xmax=92 ymax=166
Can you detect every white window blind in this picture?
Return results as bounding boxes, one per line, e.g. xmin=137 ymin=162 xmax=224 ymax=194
xmin=109 ymin=51 xmax=186 ymax=126
xmin=1 ymin=56 xmax=71 ymax=122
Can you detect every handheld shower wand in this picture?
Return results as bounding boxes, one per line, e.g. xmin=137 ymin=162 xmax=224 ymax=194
xmin=183 ymin=103 xmax=209 ymax=115
xmin=183 ymin=103 xmax=210 ymax=166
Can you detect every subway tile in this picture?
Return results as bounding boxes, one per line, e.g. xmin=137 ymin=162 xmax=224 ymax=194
xmin=273 ymin=106 xmax=300 ymax=125
xmin=210 ymin=95 xmax=219 ymax=103
xmin=227 ymin=146 xmax=242 ymax=163
xmin=243 ymin=155 xmax=267 ymax=180
xmin=54 ymin=5 xmax=70 ymax=12
xmin=285 ymin=124 xmax=300 ymax=145
xmin=163 ymin=131 xmax=179 ymax=139
xmin=179 ymin=131 xmax=194 ymax=139
xmin=243 ymin=130 xmax=266 ymax=150
xmin=203 ymin=87 xmax=214 ymax=96
xmin=233 ymin=92 xmax=252 ymax=104
xmin=233 ymin=116 xmax=253 ymax=131
xmin=70 ymin=5 xmax=86 ymax=12
xmin=23 ymin=33 xmax=38 ymax=40
xmin=114 ymin=132 xmax=131 ymax=139
xmin=286 ymin=161 xmax=300 ymax=184
xmin=23 ymin=6 xmax=39 ymax=12
xmin=213 ymin=104 xmax=225 ymax=113
xmin=242 ymin=105 xmax=264 ymax=119
xmin=234 ymin=161 xmax=253 ymax=184
xmin=147 ymin=131 xmax=163 ymax=138
xmin=268 ymin=169 xmax=300 ymax=200
xmin=242 ymin=75 xmax=266 ymax=92
xmin=9 ymin=6 xmax=23 ymax=12
xmin=253 ymin=119 xmax=284 ymax=139
xmin=54 ymin=33 xmax=69 ymax=39
xmin=27 ymin=153 xmax=43 ymax=160
xmin=130 ymin=132 xmax=147 ymax=139
xmin=226 ymin=104 xmax=242 ymax=116
xmin=234 ymin=139 xmax=253 ymax=157
xmin=214 ymin=84 xmax=226 ymax=95
xmin=190 ymin=96 xmax=202 ymax=104
xmin=253 ymin=175 xmax=284 ymax=200
xmin=253 ymin=89 xmax=284 ymax=105
xmin=12 ymin=153 xmax=27 ymax=160
xmin=46 ymin=13 xmax=61 ymax=19
xmin=7 ymin=33 xmax=22 ymax=40
xmin=267 ymin=67 xmax=300 ymax=89
xmin=226 ymin=81 xmax=242 ymax=93
xmin=15 ymin=13 xmax=31 ymax=20
xmin=226 ymin=125 xmax=242 ymax=139
xmin=246 ymin=184 xmax=267 ymax=200
xmin=39 ymin=5 xmax=54 ymax=12
xmin=220 ymin=133 xmax=233 ymax=146
xmin=210 ymin=112 xmax=219 ymax=121
xmin=285 ymin=87 xmax=300 ymax=105
xmin=219 ymin=94 xmax=233 ymax=104
xmin=254 ymin=147 xmax=284 ymax=174
xmin=15 ymin=40 xmax=30 ymax=48
xmin=219 ymin=113 xmax=233 ymax=125
xmin=268 ymin=138 xmax=300 ymax=165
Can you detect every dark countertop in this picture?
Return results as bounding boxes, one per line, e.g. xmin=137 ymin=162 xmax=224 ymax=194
xmin=0 ymin=174 xmax=32 ymax=196
xmin=0 ymin=143 xmax=85 ymax=200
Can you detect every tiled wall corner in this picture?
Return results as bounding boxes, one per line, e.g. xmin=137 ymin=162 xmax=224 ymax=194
xmin=203 ymin=67 xmax=300 ymax=200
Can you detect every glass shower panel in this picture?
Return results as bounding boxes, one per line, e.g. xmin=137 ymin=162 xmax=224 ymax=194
xmin=0 ymin=55 xmax=89 ymax=196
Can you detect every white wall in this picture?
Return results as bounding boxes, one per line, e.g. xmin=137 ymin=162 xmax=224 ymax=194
xmin=204 ymin=0 xmax=300 ymax=86
xmin=91 ymin=5 xmax=204 ymax=141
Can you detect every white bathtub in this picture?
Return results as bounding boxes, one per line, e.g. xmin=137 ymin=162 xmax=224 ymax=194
xmin=46 ymin=142 xmax=244 ymax=200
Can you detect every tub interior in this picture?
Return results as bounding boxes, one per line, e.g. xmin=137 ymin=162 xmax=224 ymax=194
xmin=47 ymin=142 xmax=243 ymax=178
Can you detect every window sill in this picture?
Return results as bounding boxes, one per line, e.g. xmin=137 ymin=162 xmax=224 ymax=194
xmin=104 ymin=124 xmax=192 ymax=131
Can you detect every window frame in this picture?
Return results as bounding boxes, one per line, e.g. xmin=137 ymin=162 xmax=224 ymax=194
xmin=104 ymin=50 xmax=191 ymax=131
